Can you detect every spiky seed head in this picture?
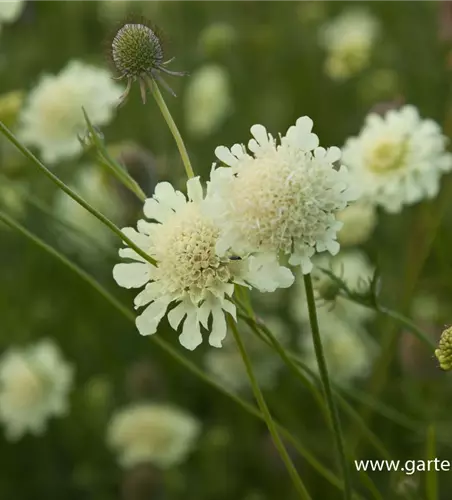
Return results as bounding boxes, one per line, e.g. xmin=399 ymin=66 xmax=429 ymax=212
xmin=112 ymin=23 xmax=164 ymax=79
xmin=435 ymin=326 xmax=452 ymax=371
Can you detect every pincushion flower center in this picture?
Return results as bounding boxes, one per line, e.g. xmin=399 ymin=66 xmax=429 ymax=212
xmin=367 ymin=138 xmax=407 ymax=173
xmin=155 ymin=205 xmax=230 ymax=295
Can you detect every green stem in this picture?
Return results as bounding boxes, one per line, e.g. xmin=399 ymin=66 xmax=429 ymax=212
xmin=82 ymin=108 xmax=146 ymax=202
xmin=147 ymin=78 xmax=195 ymax=179
xmin=0 ymin=209 xmax=360 ymax=498
xmin=303 ymin=274 xmax=352 ymax=500
xmin=0 ymin=120 xmax=156 ymax=266
xmin=228 ymin=317 xmax=312 ymax=500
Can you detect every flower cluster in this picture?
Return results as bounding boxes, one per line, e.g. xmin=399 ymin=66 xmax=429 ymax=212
xmin=18 ymin=60 xmax=122 ymax=164
xmin=342 ymin=105 xmax=452 ymax=213
xmin=107 ymin=403 xmax=200 ymax=468
xmin=114 ymin=116 xmax=356 ymax=350
xmin=0 ymin=339 xmax=74 ymax=440
xmin=320 ymin=8 xmax=380 ymax=81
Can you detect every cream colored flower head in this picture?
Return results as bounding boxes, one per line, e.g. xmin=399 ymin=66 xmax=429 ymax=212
xmin=292 ymin=250 xmax=375 ymax=328
xmin=184 ymin=64 xmax=232 ymax=138
xmin=336 ymin=201 xmax=377 ymax=247
xmin=342 ymin=105 xmax=452 ymax=213
xmin=0 ymin=1 xmax=25 ymax=24
xmin=207 ymin=117 xmax=358 ymax=274
xmin=0 ymin=339 xmax=74 ymax=441
xmin=18 ymin=60 xmax=122 ymax=164
xmin=301 ymin=312 xmax=377 ymax=385
xmin=113 ymin=177 xmax=294 ymax=351
xmin=107 ymin=403 xmax=200 ymax=468
xmin=320 ymin=8 xmax=379 ymax=81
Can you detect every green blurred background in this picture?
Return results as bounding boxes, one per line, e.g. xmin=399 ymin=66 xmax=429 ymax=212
xmin=2 ymin=1 xmax=452 ymax=499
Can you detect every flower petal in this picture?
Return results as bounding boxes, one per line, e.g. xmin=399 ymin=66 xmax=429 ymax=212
xmin=179 ymin=311 xmax=203 ymax=350
xmin=113 ymin=263 xmax=150 ymax=289
xmin=135 ymin=297 xmax=170 ymax=336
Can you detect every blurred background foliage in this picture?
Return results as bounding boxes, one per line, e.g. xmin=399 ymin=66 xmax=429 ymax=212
xmin=2 ymin=1 xmax=452 ymax=499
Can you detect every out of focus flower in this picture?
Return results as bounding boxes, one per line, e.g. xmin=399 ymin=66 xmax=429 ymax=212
xmin=113 ymin=177 xmax=293 ymax=350
xmin=336 ymin=201 xmax=377 ymax=246
xmin=300 ymin=312 xmax=377 ymax=385
xmin=320 ymin=9 xmax=379 ymax=81
xmin=54 ymin=165 xmax=124 ymax=260
xmin=342 ymin=105 xmax=452 ymax=212
xmin=184 ymin=65 xmax=232 ymax=138
xmin=292 ymin=250 xmax=375 ymax=327
xmin=0 ymin=0 xmax=25 ymax=25
xmin=0 ymin=90 xmax=24 ymax=127
xmin=205 ymin=317 xmax=287 ymax=392
xmin=208 ymin=117 xmax=357 ymax=274
xmin=198 ymin=22 xmax=236 ymax=57
xmin=0 ymin=339 xmax=74 ymax=440
xmin=435 ymin=326 xmax=452 ymax=370
xmin=18 ymin=61 xmax=121 ymax=164
xmin=0 ymin=180 xmax=27 ymax=219
xmin=107 ymin=403 xmax=200 ymax=468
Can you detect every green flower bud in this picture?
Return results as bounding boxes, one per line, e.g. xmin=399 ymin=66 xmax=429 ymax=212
xmin=109 ymin=20 xmax=186 ymax=105
xmin=435 ymin=326 xmax=452 ymax=370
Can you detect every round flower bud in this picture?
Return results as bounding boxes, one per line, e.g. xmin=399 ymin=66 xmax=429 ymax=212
xmin=435 ymin=326 xmax=452 ymax=371
xmin=109 ymin=20 xmax=186 ymax=105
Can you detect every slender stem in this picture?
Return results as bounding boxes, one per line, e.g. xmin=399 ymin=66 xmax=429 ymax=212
xmin=82 ymin=108 xmax=146 ymax=202
xmin=303 ymin=274 xmax=352 ymax=500
xmin=0 ymin=209 xmax=360 ymax=498
xmin=147 ymin=78 xmax=195 ymax=179
xmin=228 ymin=317 xmax=311 ymax=500
xmin=0 ymin=120 xmax=156 ymax=266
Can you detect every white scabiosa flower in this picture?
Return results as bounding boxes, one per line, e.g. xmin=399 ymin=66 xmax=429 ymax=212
xmin=336 ymin=201 xmax=377 ymax=246
xmin=107 ymin=403 xmax=200 ymax=468
xmin=18 ymin=60 xmax=122 ymax=164
xmin=292 ymin=250 xmax=375 ymax=327
xmin=113 ymin=177 xmax=293 ymax=351
xmin=300 ymin=312 xmax=377 ymax=385
xmin=0 ymin=0 xmax=25 ymax=25
xmin=184 ymin=64 xmax=232 ymax=138
xmin=0 ymin=339 xmax=74 ymax=440
xmin=342 ymin=105 xmax=452 ymax=213
xmin=205 ymin=316 xmax=287 ymax=392
xmin=320 ymin=9 xmax=379 ymax=81
xmin=208 ymin=117 xmax=357 ymax=274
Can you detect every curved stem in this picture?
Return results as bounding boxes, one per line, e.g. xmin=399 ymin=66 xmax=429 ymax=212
xmin=0 ymin=121 xmax=156 ymax=266
xmin=147 ymin=78 xmax=195 ymax=179
xmin=303 ymin=274 xmax=352 ymax=500
xmin=228 ymin=317 xmax=312 ymax=500
xmin=0 ymin=209 xmax=361 ymax=498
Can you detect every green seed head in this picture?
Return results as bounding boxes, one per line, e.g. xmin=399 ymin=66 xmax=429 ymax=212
xmin=112 ymin=23 xmax=164 ymax=78
xmin=435 ymin=326 xmax=452 ymax=371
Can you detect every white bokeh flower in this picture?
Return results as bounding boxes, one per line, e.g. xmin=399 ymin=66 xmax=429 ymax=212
xmin=342 ymin=105 xmax=452 ymax=213
xmin=292 ymin=250 xmax=375 ymax=327
xmin=184 ymin=64 xmax=232 ymax=138
xmin=205 ymin=316 xmax=287 ymax=392
xmin=113 ymin=177 xmax=293 ymax=351
xmin=54 ymin=165 xmax=124 ymax=261
xmin=207 ymin=117 xmax=357 ymax=274
xmin=18 ymin=60 xmax=122 ymax=164
xmin=320 ymin=9 xmax=379 ymax=81
xmin=336 ymin=201 xmax=377 ymax=246
xmin=0 ymin=1 xmax=25 ymax=25
xmin=300 ymin=312 xmax=377 ymax=385
xmin=0 ymin=339 xmax=74 ymax=440
xmin=107 ymin=403 xmax=200 ymax=468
